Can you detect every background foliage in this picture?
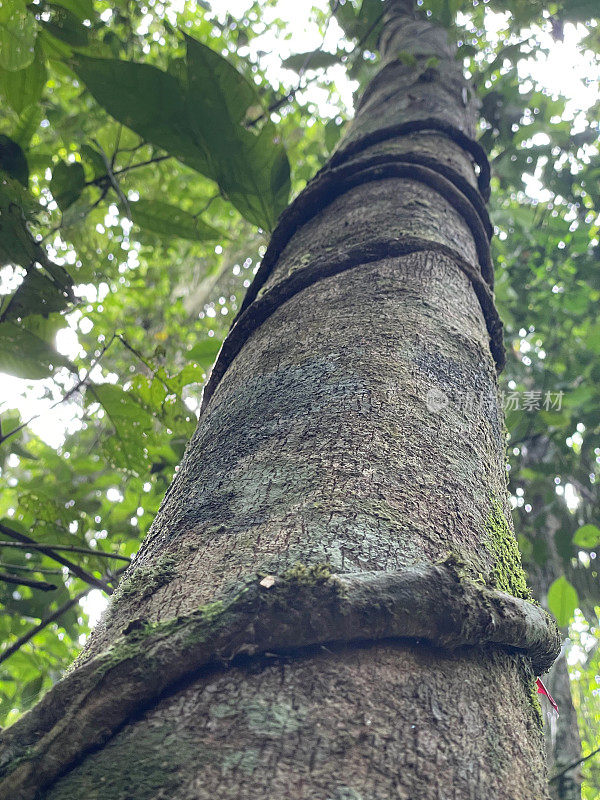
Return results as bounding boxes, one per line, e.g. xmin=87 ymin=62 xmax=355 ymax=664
xmin=0 ymin=0 xmax=598 ymax=793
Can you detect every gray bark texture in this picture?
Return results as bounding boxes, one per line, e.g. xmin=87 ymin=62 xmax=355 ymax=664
xmin=0 ymin=2 xmax=562 ymax=799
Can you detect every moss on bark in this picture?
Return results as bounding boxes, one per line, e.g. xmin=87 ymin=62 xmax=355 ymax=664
xmin=486 ymin=499 xmax=531 ymax=600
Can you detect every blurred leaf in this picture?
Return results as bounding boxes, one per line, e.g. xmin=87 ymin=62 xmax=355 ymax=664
xmin=51 ymin=0 xmax=95 ymax=21
xmin=0 ymin=136 xmax=29 ymax=186
xmin=547 ymin=575 xmax=579 ymax=627
xmin=0 ymin=42 xmax=47 ymax=115
xmin=40 ymin=4 xmax=89 ymax=48
xmin=130 ymin=199 xmax=223 ymax=242
xmin=50 ymin=160 xmax=85 ymax=210
xmin=1 ymin=270 xmax=70 ymax=321
xmin=80 ymin=144 xmax=106 ymax=180
xmin=282 ymin=51 xmax=341 ymax=72
xmin=0 ymin=0 xmax=37 ymax=71
xmin=0 ymin=320 xmax=70 ymax=379
xmin=90 ymin=384 xmax=156 ymax=473
xmin=573 ymin=524 xmax=600 ymax=549
xmin=187 ymin=337 xmax=222 ymax=366
xmin=332 ymin=0 xmax=384 ymax=48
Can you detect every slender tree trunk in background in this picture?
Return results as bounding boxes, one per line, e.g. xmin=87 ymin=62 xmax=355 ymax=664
xmin=530 ymin=549 xmax=582 ymax=800
xmin=1 ymin=2 xmax=561 ymax=799
xmin=522 ymin=437 xmax=582 ymax=800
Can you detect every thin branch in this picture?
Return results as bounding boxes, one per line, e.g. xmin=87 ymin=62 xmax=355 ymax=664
xmin=116 ymin=334 xmax=174 ymax=393
xmin=0 ymin=334 xmax=115 ymax=445
xmin=0 ymin=588 xmax=89 ymax=667
xmin=0 ymin=539 xmax=131 ymax=562
xmin=248 ymin=4 xmax=339 ymax=128
xmin=0 ymin=523 xmax=114 ymax=594
xmin=0 ymin=562 xmax=63 ymax=575
xmin=549 ymin=745 xmax=600 ymax=783
xmin=92 ymin=140 xmax=132 ymax=219
xmin=111 ymin=125 xmax=122 ymax=169
xmin=247 ymin=67 xmax=323 ymax=128
xmin=0 ymin=572 xmax=57 ymax=592
xmin=84 ymin=154 xmax=171 ymax=187
xmin=0 ymin=564 xmax=128 ymax=666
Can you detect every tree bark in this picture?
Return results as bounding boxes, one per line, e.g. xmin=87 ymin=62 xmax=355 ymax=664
xmin=0 ymin=2 xmax=560 ymax=799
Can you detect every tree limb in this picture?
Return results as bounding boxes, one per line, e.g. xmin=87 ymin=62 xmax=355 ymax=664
xmin=0 ymin=334 xmax=115 ymax=445
xmin=0 ymin=588 xmax=89 ymax=667
xmin=0 ymin=523 xmax=116 ymax=594
xmin=0 ymin=540 xmax=131 ymax=563
xmin=549 ymin=744 xmax=600 ymax=783
xmin=0 ymin=572 xmax=57 ymax=592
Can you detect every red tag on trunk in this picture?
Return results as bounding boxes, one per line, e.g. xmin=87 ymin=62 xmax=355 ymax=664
xmin=536 ymin=677 xmax=559 ymax=717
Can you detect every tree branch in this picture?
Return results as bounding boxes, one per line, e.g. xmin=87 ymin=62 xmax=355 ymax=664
xmin=549 ymin=745 xmax=600 ymax=783
xmin=0 ymin=523 xmax=116 ymax=594
xmin=0 ymin=540 xmax=131 ymax=562
xmin=0 ymin=565 xmax=127 ymax=668
xmin=0 ymin=562 xmax=63 ymax=575
xmin=0 ymin=334 xmax=116 ymax=445
xmin=85 ymin=154 xmax=171 ymax=187
xmin=0 ymin=572 xmax=57 ymax=592
xmin=0 ymin=588 xmax=89 ymax=667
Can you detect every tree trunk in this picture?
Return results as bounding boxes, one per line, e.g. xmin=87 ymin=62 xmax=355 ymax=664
xmin=522 ymin=435 xmax=582 ymax=799
xmin=0 ymin=2 xmax=560 ymax=799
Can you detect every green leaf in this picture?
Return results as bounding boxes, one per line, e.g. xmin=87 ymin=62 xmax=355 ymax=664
xmin=71 ymin=55 xmax=210 ymax=174
xmin=187 ymin=338 xmax=222 ymax=366
xmin=80 ymin=144 xmax=106 ymax=180
xmin=12 ymin=105 xmax=42 ymax=148
xmin=72 ymin=41 xmax=291 ymax=230
xmin=0 ymin=42 xmax=47 ymax=115
xmin=184 ymin=34 xmax=290 ymax=230
xmin=573 ymin=524 xmax=600 ymax=549
xmin=130 ymin=199 xmax=223 ymax=242
xmin=90 ymin=384 xmax=156 ymax=473
xmin=547 ymin=576 xmax=579 ymax=627
xmin=0 ymin=320 xmax=70 ymax=379
xmin=0 ymin=136 xmax=29 ymax=186
xmin=0 ymin=174 xmax=41 ymax=269
xmin=40 ymin=4 xmax=89 ymax=48
xmin=282 ymin=51 xmax=341 ymax=72
xmin=331 ymin=0 xmax=384 ymax=48
xmin=331 ymin=0 xmax=358 ymax=38
xmin=50 ymin=160 xmax=85 ymax=210
xmin=440 ymin=0 xmax=460 ymax=28
xmin=1 ymin=269 xmax=70 ymax=321
xmin=0 ymin=0 xmax=37 ymax=71
xmin=51 ymin=0 xmax=95 ymax=20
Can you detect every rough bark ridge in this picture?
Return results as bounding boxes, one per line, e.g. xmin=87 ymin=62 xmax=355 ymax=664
xmin=0 ymin=2 xmax=560 ymax=799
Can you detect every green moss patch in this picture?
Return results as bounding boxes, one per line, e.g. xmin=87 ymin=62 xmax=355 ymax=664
xmin=486 ymin=499 xmax=530 ymax=600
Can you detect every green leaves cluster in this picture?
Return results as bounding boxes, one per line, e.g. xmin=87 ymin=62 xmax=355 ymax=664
xmin=72 ymin=34 xmax=290 ymax=231
xmin=0 ymin=1 xmax=295 ymax=386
